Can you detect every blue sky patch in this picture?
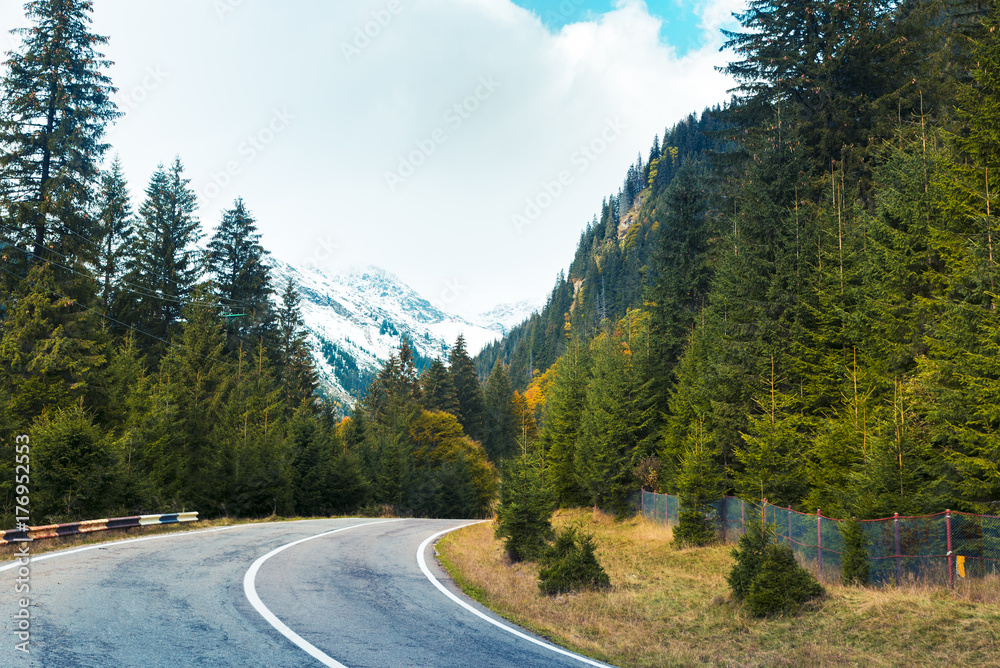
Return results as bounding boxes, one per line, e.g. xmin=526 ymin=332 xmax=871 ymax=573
xmin=513 ymin=0 xmax=707 ymax=55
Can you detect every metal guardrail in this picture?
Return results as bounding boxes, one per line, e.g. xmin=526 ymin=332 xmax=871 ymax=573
xmin=0 ymin=512 xmax=199 ymax=543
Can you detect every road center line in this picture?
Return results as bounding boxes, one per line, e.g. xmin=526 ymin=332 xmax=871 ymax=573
xmin=416 ymin=523 xmax=615 ymax=668
xmin=243 ymin=519 xmax=400 ymax=668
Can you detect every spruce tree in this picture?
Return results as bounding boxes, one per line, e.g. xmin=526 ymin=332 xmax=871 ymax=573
xmin=275 ymin=277 xmax=318 ymax=413
xmin=482 ymin=361 xmax=517 ymax=462
xmin=205 ymin=198 xmax=274 ymax=351
xmin=0 ymin=0 xmax=119 ymax=265
xmin=576 ymin=331 xmax=653 ymax=516
xmin=449 ymin=335 xmax=486 ymax=442
xmin=93 ymin=156 xmax=134 ymax=313
xmin=126 ymin=157 xmax=201 ymax=342
xmin=154 ymin=285 xmax=229 ymax=509
xmin=541 ymin=338 xmax=590 ymax=506
xmin=420 ymin=358 xmax=460 ymax=417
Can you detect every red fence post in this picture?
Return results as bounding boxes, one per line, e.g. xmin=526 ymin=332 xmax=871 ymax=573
xmin=817 ymin=509 xmax=823 ymax=580
xmin=894 ymin=512 xmax=902 ymax=587
xmin=946 ymin=509 xmax=953 ymax=590
xmin=665 ymin=493 xmax=669 ymax=526
xmin=741 ymin=498 xmax=745 ymax=536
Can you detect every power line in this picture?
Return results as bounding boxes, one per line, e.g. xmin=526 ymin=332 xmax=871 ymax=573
xmin=4 ymin=241 xmax=248 ymax=310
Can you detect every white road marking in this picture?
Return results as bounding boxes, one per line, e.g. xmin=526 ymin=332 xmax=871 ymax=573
xmin=417 ymin=523 xmax=616 ymax=668
xmin=243 ymin=519 xmax=400 ymax=668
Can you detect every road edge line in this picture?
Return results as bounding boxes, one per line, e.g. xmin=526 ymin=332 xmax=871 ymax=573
xmin=417 ymin=523 xmax=615 ymax=668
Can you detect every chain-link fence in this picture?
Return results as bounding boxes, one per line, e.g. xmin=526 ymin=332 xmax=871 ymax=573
xmin=640 ymin=490 xmax=1000 ymax=588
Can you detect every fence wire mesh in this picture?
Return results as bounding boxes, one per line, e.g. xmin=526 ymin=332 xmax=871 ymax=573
xmin=640 ymin=490 xmax=1000 ymax=587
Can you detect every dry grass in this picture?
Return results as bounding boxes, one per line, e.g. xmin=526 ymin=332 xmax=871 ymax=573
xmin=437 ymin=509 xmax=1000 ymax=668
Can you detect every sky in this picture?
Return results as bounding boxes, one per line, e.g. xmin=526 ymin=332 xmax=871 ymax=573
xmin=0 ymin=0 xmax=743 ymax=318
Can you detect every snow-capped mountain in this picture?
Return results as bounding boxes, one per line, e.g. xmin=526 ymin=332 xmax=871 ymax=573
xmin=470 ymin=300 xmax=540 ymax=336
xmin=270 ymin=260 xmax=528 ymax=410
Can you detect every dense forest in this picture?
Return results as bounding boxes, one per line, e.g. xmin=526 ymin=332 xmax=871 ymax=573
xmin=481 ymin=0 xmax=1000 ymax=519
xmin=3 ymin=0 xmax=999 ymax=527
xmin=0 ymin=0 xmax=505 ymax=526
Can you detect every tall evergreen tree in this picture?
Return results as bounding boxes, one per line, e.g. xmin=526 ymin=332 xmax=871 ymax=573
xmin=126 ymin=157 xmax=201 ymax=341
xmin=275 ymin=277 xmax=318 ymax=413
xmin=205 ymin=198 xmax=274 ymax=351
xmin=576 ymin=331 xmax=654 ymax=516
xmin=93 ymin=156 xmax=133 ymax=312
xmin=482 ymin=361 xmax=517 ymax=462
xmin=541 ymin=338 xmax=590 ymax=507
xmin=420 ymin=357 xmax=460 ymax=417
xmin=0 ymin=0 xmax=119 ymax=265
xmin=449 ymin=335 xmax=486 ymax=442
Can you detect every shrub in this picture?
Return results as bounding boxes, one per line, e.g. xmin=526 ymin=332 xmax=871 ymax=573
xmin=839 ymin=518 xmax=871 ymax=586
xmin=538 ymin=526 xmax=611 ymax=596
xmin=672 ymin=443 xmax=723 ymax=548
xmin=726 ymin=516 xmax=775 ymax=600
xmin=674 ymin=508 xmax=717 ymax=548
xmin=744 ymin=543 xmax=825 ymax=617
xmin=494 ymin=450 xmax=553 ymax=562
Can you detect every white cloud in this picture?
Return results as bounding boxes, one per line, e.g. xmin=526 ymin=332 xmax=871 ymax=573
xmin=0 ymin=0 xmax=741 ymax=316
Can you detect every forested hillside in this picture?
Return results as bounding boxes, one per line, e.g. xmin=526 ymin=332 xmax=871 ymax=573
xmin=481 ymin=0 xmax=1000 ymax=518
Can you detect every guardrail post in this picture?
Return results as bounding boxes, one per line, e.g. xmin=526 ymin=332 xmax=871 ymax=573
xmin=817 ymin=509 xmax=822 ymax=579
xmin=946 ymin=509 xmax=953 ymax=590
xmin=894 ymin=512 xmax=902 ymax=587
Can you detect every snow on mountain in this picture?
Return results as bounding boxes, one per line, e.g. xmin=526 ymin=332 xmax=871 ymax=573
xmin=471 ymin=300 xmax=541 ymax=336
xmin=269 ymin=260 xmax=507 ymax=410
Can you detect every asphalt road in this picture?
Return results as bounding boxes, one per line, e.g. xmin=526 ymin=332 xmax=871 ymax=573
xmin=0 ymin=518 xmax=613 ymax=667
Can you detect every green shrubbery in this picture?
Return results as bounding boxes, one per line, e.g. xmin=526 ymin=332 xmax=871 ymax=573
xmin=538 ymin=526 xmax=611 ymax=596
xmin=839 ymin=518 xmax=871 ymax=586
xmin=727 ymin=517 xmax=824 ymax=616
xmin=672 ymin=444 xmax=723 ymax=548
xmin=494 ymin=450 xmax=553 ymax=562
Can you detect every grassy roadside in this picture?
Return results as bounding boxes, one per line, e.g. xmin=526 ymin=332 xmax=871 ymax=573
xmin=436 ymin=509 xmax=1000 ymax=668
xmin=0 ymin=514 xmax=350 ymax=560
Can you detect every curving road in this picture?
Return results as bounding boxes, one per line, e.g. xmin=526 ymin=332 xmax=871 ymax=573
xmin=0 ymin=518 xmax=613 ymax=667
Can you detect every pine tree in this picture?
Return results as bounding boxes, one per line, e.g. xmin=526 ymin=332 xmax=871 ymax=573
xmin=576 ymin=331 xmax=653 ymax=516
xmin=126 ymin=157 xmax=201 ymax=342
xmin=0 ymin=262 xmax=108 ymax=424
xmin=482 ymin=361 xmax=517 ymax=462
xmin=93 ymin=156 xmax=134 ymax=313
xmin=0 ymin=0 xmax=119 ymax=265
xmin=154 ymin=285 xmax=229 ymax=509
xmin=275 ymin=277 xmax=318 ymax=413
xmin=541 ymin=338 xmax=590 ymax=506
xmin=205 ymin=198 xmax=274 ymax=351
xmin=449 ymin=335 xmax=486 ymax=442
xmin=420 ymin=358 xmax=460 ymax=416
